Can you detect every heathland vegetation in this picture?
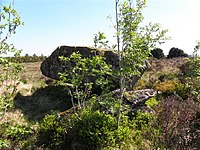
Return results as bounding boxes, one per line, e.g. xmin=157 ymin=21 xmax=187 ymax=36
xmin=0 ymin=0 xmax=200 ymax=149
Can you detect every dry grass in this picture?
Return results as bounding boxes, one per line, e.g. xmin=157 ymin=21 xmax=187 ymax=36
xmin=135 ymin=57 xmax=188 ymax=89
xmin=1 ymin=109 xmax=29 ymax=126
xmin=148 ymin=57 xmax=188 ymax=73
xmin=20 ymin=62 xmax=46 ymax=84
xmin=0 ymin=62 xmax=72 ymax=122
xmin=12 ymin=62 xmax=72 ymax=121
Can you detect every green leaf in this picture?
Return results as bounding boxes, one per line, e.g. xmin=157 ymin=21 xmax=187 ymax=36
xmin=3 ymin=6 xmax=10 ymax=13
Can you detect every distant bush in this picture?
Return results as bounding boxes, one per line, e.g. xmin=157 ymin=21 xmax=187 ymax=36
xmin=151 ymin=48 xmax=165 ymax=59
xmin=5 ymin=55 xmax=47 ymax=63
xmin=167 ymin=47 xmax=188 ymax=58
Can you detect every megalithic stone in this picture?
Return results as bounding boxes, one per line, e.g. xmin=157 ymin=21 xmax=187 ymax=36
xmin=40 ymin=46 xmax=148 ymax=92
xmin=40 ymin=46 xmax=119 ymax=80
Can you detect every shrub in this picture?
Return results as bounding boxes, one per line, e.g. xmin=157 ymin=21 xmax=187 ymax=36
xmin=70 ymin=109 xmax=131 ymax=149
xmin=0 ymin=123 xmax=33 ymax=149
xmin=153 ymin=95 xmax=199 ymax=149
xmin=36 ymin=113 xmax=66 ymax=149
xmin=0 ymin=139 xmax=10 ymax=149
xmin=132 ymin=110 xmax=154 ymax=130
xmin=151 ymin=48 xmax=165 ymax=59
xmin=178 ymin=55 xmax=200 ymax=101
xmin=145 ymin=97 xmax=159 ymax=108
xmin=167 ymin=47 xmax=188 ymax=58
xmin=130 ymin=111 xmax=158 ymax=149
xmin=155 ymin=80 xmax=180 ymax=94
xmin=4 ymin=124 xmax=32 ymax=141
xmin=155 ymin=80 xmax=192 ymax=100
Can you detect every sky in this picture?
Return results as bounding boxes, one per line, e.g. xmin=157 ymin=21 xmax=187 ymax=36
xmin=3 ymin=0 xmax=200 ymax=56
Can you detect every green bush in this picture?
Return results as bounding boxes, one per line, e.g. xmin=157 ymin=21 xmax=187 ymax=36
xmin=145 ymin=97 xmax=159 ymax=108
xmin=178 ymin=55 xmax=200 ymax=101
xmin=130 ymin=111 xmax=158 ymax=150
xmin=175 ymin=81 xmax=191 ymax=99
xmin=71 ymin=109 xmax=131 ymax=149
xmin=4 ymin=124 xmax=32 ymax=140
xmin=36 ymin=113 xmax=66 ymax=149
xmin=151 ymin=48 xmax=165 ymax=59
xmin=132 ymin=111 xmax=154 ymax=130
xmin=0 ymin=123 xmax=33 ymax=149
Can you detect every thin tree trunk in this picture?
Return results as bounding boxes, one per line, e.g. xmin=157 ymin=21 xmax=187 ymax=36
xmin=115 ymin=0 xmax=123 ymax=128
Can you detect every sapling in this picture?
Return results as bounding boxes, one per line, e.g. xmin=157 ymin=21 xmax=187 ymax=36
xmin=0 ymin=2 xmax=23 ymax=118
xmin=59 ymin=51 xmax=112 ymax=113
xmin=94 ymin=0 xmax=168 ymax=127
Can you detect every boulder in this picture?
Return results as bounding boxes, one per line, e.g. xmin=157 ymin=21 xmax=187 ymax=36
xmin=112 ymin=88 xmax=157 ymax=112
xmin=41 ymin=46 xmax=119 ymax=80
xmin=40 ymin=46 xmax=148 ymax=92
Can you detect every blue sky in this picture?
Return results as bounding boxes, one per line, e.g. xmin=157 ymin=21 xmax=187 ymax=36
xmin=5 ymin=0 xmax=200 ymax=56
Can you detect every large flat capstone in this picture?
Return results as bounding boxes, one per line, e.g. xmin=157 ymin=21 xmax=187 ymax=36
xmin=41 ymin=46 xmax=147 ymax=92
xmin=40 ymin=46 xmax=119 ymax=80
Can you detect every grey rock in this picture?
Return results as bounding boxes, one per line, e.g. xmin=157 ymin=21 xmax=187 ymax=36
xmin=59 ymin=89 xmax=157 ymax=116
xmin=112 ymin=88 xmax=157 ymax=108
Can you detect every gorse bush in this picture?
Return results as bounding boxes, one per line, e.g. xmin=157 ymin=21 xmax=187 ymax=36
xmin=155 ymin=79 xmax=190 ymax=99
xmin=155 ymin=80 xmax=180 ymax=94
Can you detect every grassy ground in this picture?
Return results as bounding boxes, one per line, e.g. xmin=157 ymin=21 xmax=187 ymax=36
xmin=0 ymin=62 xmax=72 ymax=122
xmin=19 ymin=62 xmax=46 ymax=89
